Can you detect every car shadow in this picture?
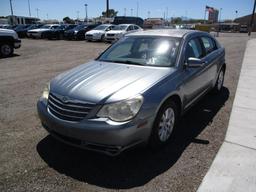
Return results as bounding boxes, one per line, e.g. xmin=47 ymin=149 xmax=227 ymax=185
xmin=0 ymin=53 xmax=20 ymax=59
xmin=37 ymin=87 xmax=229 ymax=189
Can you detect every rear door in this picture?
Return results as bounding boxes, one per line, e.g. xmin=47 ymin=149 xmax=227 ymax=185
xmin=199 ymin=36 xmax=219 ymax=86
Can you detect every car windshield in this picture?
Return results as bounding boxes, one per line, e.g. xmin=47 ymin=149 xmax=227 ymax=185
xmin=98 ymin=36 xmax=181 ymax=67
xmin=73 ymin=25 xmax=85 ymax=30
xmin=94 ymin=25 xmax=109 ymax=30
xmin=112 ymin=25 xmax=128 ymax=30
xmin=14 ymin=25 xmax=27 ymax=30
xmin=55 ymin=25 xmax=66 ymax=30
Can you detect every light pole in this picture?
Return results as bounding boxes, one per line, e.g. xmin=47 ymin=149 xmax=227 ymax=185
xmin=106 ymin=0 xmax=109 ymax=18
xmin=217 ymin=8 xmax=222 ymax=37
xmin=147 ymin=11 xmax=151 ymax=18
xmin=84 ymin=4 xmax=88 ymax=23
xmin=28 ymin=0 xmax=31 ymax=17
xmin=249 ymin=0 xmax=256 ymax=36
xmin=131 ymin=8 xmax=133 ymax=16
xmin=36 ymin=8 xmax=39 ymax=19
xmin=124 ymin=8 xmax=126 ymax=16
xmin=235 ymin=10 xmax=238 ymax=19
xmin=9 ymin=0 xmax=14 ymax=25
xmin=136 ymin=1 xmax=139 ymax=17
xmin=77 ymin=11 xmax=79 ymax=20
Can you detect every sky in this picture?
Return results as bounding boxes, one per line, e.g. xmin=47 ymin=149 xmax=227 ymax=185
xmin=0 ymin=0 xmax=254 ymax=21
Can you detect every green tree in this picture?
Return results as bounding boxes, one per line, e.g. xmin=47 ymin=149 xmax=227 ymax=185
xmin=63 ymin=16 xmax=75 ymax=24
xmin=171 ymin=17 xmax=182 ymax=24
xmin=102 ymin=9 xmax=118 ymax=18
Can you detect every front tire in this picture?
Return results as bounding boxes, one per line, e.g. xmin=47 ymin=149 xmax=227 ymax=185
xmin=213 ymin=67 xmax=225 ymax=93
xmin=0 ymin=44 xmax=14 ymax=57
xmin=149 ymin=101 xmax=178 ymax=150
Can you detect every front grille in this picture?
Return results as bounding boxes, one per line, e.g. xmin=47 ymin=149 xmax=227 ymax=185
xmin=86 ymin=34 xmax=93 ymax=37
xmin=48 ymin=93 xmax=95 ymax=122
xmin=107 ymin=34 xmax=115 ymax=37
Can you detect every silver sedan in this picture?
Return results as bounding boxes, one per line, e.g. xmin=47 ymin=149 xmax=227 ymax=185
xmin=37 ymin=29 xmax=226 ymax=155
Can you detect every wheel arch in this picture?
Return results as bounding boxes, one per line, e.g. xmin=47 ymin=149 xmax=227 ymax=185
xmin=156 ymin=94 xmax=182 ymax=119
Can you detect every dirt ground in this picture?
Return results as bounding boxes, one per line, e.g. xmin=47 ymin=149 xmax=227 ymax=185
xmin=0 ymin=33 xmax=255 ymax=192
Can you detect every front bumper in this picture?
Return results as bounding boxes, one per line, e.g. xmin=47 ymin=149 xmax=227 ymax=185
xmin=14 ymin=39 xmax=21 ymax=49
xmin=85 ymin=34 xmax=102 ymax=41
xmin=37 ymin=100 xmax=153 ymax=155
xmin=27 ymin=32 xmax=41 ymax=38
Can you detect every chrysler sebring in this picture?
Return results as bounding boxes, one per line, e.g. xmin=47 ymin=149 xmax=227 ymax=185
xmin=37 ymin=29 xmax=225 ymax=155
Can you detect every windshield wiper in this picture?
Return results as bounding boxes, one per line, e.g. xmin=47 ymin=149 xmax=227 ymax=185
xmin=110 ymin=60 xmax=144 ymax=66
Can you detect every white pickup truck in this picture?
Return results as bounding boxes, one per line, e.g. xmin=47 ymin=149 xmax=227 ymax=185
xmin=0 ymin=28 xmax=21 ymax=57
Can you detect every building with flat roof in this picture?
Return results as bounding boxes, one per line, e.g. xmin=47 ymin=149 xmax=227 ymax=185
xmin=234 ymin=14 xmax=256 ymax=32
xmin=6 ymin=15 xmax=40 ymax=25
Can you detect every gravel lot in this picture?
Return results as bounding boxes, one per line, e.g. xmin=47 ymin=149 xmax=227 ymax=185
xmin=0 ymin=33 xmax=255 ymax=192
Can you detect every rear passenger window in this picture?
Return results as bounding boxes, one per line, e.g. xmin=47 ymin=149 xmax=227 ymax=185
xmin=185 ymin=38 xmax=203 ymax=60
xmin=127 ymin=26 xmax=134 ymax=31
xmin=201 ymin=37 xmax=216 ymax=54
xmin=134 ymin=25 xmax=139 ymax=30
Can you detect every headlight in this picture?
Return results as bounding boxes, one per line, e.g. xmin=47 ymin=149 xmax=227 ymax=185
xmin=74 ymin=30 xmax=78 ymax=34
xmin=97 ymin=95 xmax=143 ymax=122
xmin=41 ymin=83 xmax=50 ymax=100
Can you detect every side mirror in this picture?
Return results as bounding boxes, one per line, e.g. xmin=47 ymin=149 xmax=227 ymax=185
xmin=185 ymin=57 xmax=205 ymax=68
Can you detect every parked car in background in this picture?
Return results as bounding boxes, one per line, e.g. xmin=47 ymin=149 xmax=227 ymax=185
xmin=64 ymin=24 xmax=99 ymax=40
xmin=13 ymin=24 xmax=30 ymax=38
xmin=37 ymin=29 xmax=226 ymax=156
xmin=0 ymin=28 xmax=21 ymax=57
xmin=85 ymin=24 xmax=116 ymax=41
xmin=239 ymin=25 xmax=248 ymax=33
xmin=15 ymin=24 xmax=43 ymax=38
xmin=47 ymin=24 xmax=77 ymax=40
xmin=104 ymin=24 xmax=143 ymax=42
xmin=27 ymin=24 xmax=60 ymax=38
xmin=0 ymin=24 xmax=12 ymax=29
xmin=113 ymin=16 xmax=144 ymax=27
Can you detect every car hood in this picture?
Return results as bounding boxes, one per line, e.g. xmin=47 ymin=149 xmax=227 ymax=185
xmin=86 ymin=30 xmax=105 ymax=35
xmin=51 ymin=61 xmax=175 ymax=104
xmin=28 ymin=28 xmax=51 ymax=32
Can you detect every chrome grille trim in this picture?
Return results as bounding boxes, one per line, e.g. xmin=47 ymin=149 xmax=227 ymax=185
xmin=48 ymin=93 xmax=95 ymax=122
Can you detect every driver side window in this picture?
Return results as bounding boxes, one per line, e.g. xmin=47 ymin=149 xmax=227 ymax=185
xmin=185 ymin=38 xmax=203 ymax=60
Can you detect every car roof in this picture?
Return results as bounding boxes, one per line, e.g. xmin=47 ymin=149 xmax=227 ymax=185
xmin=126 ymin=29 xmax=202 ymax=38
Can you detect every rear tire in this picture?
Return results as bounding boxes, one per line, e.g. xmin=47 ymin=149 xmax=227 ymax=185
xmin=149 ymin=101 xmax=178 ymax=150
xmin=0 ymin=43 xmax=14 ymax=57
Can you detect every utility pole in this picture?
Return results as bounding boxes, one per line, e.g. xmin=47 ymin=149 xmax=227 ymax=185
xmin=84 ymin=4 xmax=88 ymax=23
xmin=28 ymin=0 xmax=31 ymax=17
xmin=249 ymin=0 xmax=256 ymax=36
xmin=36 ymin=8 xmax=39 ymax=19
xmin=106 ymin=0 xmax=109 ymax=17
xmin=131 ymin=8 xmax=133 ymax=16
xmin=9 ymin=0 xmax=14 ymax=25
